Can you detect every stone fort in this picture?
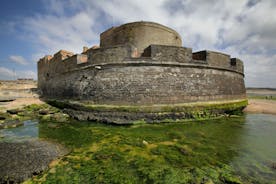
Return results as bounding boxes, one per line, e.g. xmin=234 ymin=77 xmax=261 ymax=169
xmin=38 ymin=21 xmax=246 ymax=123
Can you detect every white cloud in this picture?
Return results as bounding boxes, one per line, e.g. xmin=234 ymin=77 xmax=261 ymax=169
xmin=31 ymin=53 xmax=46 ymax=63
xmin=9 ymin=55 xmax=28 ymax=65
xmin=0 ymin=67 xmax=36 ymax=80
xmin=22 ymin=11 xmax=98 ymax=55
xmin=0 ymin=67 xmax=15 ymax=79
xmin=17 ymin=70 xmax=36 ymax=80
xmin=13 ymin=0 xmax=276 ymax=87
xmin=242 ymin=54 xmax=276 ymax=87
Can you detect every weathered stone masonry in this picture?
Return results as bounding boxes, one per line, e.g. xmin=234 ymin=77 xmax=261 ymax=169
xmin=38 ymin=21 xmax=246 ymax=123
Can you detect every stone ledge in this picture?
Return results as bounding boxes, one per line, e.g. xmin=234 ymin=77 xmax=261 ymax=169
xmin=47 ymin=99 xmax=248 ymax=124
xmin=56 ymin=61 xmax=245 ymax=77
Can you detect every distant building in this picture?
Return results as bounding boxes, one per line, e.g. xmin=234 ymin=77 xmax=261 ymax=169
xmin=17 ymin=78 xmax=34 ymax=81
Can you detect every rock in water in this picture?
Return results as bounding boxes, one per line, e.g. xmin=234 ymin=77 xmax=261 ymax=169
xmin=142 ymin=140 xmax=149 ymax=145
xmin=0 ymin=120 xmax=23 ymax=129
xmin=39 ymin=109 xmax=49 ymax=115
xmin=0 ymin=140 xmax=69 ymax=183
xmin=6 ymin=109 xmax=23 ymax=115
xmin=0 ymin=98 xmax=15 ymax=102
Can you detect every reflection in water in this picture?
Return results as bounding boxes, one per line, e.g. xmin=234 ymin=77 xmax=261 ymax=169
xmin=1 ymin=114 xmax=276 ymax=183
xmin=231 ymin=114 xmax=276 ymax=183
xmin=0 ymin=120 xmax=38 ymax=142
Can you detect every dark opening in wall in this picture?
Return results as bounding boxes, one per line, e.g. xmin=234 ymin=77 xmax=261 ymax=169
xmin=193 ymin=51 xmax=207 ymax=61
xmin=46 ymin=73 xmax=49 ymax=77
xmin=141 ymin=45 xmax=152 ymax=57
xmin=230 ymin=58 xmax=237 ymax=66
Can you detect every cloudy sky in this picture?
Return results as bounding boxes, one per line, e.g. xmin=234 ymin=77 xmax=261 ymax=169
xmin=0 ymin=0 xmax=275 ymax=87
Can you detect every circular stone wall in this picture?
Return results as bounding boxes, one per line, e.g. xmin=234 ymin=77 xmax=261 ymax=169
xmin=42 ymin=63 xmax=246 ymax=105
xmin=100 ymin=21 xmax=182 ymax=56
xmin=42 ymin=63 xmax=247 ymax=123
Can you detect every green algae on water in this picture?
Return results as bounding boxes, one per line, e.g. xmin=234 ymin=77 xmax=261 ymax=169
xmin=22 ymin=114 xmax=276 ymax=184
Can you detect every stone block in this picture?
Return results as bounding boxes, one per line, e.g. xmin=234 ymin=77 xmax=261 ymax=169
xmin=142 ymin=45 xmax=192 ymax=63
xmin=53 ymin=50 xmax=74 ymax=62
xmin=77 ymin=54 xmax=88 ymax=64
xmin=206 ymin=51 xmax=230 ymax=68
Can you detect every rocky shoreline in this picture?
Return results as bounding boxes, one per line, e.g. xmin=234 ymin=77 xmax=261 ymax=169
xmin=0 ymin=140 xmax=69 ymax=183
xmin=0 ymin=103 xmax=70 ymax=183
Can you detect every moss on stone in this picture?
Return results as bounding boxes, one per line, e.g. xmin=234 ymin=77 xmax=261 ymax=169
xmin=46 ymin=99 xmax=247 ymax=123
xmin=48 ymin=99 xmax=247 ymax=113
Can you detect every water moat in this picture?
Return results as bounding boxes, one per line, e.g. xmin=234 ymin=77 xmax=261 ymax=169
xmin=1 ymin=113 xmax=276 ymax=183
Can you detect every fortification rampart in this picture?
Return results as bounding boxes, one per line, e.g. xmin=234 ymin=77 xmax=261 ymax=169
xmin=37 ymin=21 xmax=246 ymax=123
xmin=38 ymin=43 xmax=245 ymax=105
xmin=38 ymin=45 xmax=244 ymax=77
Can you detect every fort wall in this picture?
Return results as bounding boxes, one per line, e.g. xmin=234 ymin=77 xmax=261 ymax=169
xmin=142 ymin=45 xmax=192 ymax=63
xmin=38 ymin=44 xmax=245 ymax=105
xmin=192 ymin=50 xmax=244 ymax=73
xmin=37 ymin=21 xmax=246 ymax=122
xmin=39 ymin=64 xmax=245 ymax=105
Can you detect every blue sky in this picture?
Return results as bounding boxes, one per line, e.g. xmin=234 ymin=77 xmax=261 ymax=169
xmin=0 ymin=0 xmax=276 ymax=87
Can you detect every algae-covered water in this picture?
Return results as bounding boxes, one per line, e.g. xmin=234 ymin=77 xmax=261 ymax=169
xmin=1 ymin=114 xmax=276 ymax=183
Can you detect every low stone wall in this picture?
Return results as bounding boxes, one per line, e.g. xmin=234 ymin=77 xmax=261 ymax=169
xmin=142 ymin=45 xmax=193 ymax=63
xmin=193 ymin=50 xmax=244 ymax=73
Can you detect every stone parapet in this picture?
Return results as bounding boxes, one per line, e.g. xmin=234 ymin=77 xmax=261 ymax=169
xmin=142 ymin=45 xmax=192 ymax=63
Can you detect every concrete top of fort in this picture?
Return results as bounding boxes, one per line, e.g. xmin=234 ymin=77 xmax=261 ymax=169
xmin=38 ymin=21 xmax=244 ymax=76
xmin=101 ymin=21 xmax=182 ymax=38
xmin=100 ymin=21 xmax=182 ymax=55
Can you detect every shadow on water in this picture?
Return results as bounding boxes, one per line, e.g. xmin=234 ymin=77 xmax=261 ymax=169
xmin=1 ymin=114 xmax=276 ymax=183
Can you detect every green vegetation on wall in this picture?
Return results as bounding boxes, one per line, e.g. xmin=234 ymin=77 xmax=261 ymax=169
xmin=47 ymin=99 xmax=248 ymax=123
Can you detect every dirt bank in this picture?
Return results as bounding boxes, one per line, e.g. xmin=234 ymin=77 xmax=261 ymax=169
xmin=0 ymin=80 xmax=44 ymax=112
xmin=244 ymin=99 xmax=276 ymax=115
xmin=0 ymin=97 xmax=44 ymax=112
